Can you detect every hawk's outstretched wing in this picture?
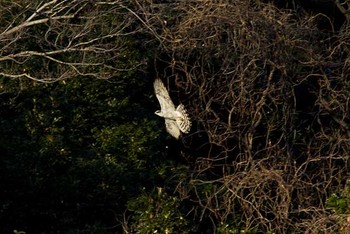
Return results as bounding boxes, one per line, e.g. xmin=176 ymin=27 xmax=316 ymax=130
xmin=154 ymin=79 xmax=175 ymax=111
xmin=165 ymin=119 xmax=181 ymax=139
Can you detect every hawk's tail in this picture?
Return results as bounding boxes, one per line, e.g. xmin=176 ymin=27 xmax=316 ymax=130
xmin=176 ymin=104 xmax=191 ymax=133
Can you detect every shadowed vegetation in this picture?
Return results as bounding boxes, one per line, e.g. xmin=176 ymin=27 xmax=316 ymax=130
xmin=1 ymin=0 xmax=350 ymax=233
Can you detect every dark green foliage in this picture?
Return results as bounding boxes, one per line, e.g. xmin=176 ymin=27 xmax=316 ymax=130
xmin=0 ymin=1 xmax=173 ymax=233
xmin=0 ymin=73 xmax=165 ymax=233
xmin=327 ymin=181 xmax=350 ymax=215
xmin=127 ymin=188 xmax=189 ymax=233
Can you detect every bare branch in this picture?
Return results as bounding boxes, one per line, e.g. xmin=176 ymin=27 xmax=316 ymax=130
xmin=0 ymin=0 xmax=141 ymax=82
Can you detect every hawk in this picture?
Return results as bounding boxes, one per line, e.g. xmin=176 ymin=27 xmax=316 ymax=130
xmin=154 ymin=78 xmax=191 ymax=139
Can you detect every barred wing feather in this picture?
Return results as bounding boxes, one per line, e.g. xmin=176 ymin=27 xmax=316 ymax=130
xmin=176 ymin=104 xmax=191 ymax=133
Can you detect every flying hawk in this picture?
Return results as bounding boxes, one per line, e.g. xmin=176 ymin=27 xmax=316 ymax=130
xmin=153 ymin=79 xmax=191 ymax=139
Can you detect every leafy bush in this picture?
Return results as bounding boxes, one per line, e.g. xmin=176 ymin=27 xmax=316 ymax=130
xmin=327 ymin=181 xmax=350 ymax=215
xmin=127 ymin=188 xmax=189 ymax=234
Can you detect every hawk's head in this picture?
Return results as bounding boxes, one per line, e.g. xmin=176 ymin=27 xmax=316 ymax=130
xmin=154 ymin=110 xmax=162 ymax=117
